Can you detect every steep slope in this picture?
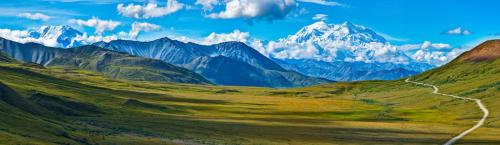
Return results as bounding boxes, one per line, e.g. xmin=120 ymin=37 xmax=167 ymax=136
xmin=0 ymin=38 xmax=59 ymax=65
xmin=267 ymin=21 xmax=433 ymax=81
xmin=94 ymin=38 xmax=330 ymax=87
xmin=0 ymin=51 xmax=15 ymax=63
xmin=405 ymin=40 xmax=499 ymax=145
xmin=457 ymin=40 xmax=500 ymax=62
xmin=0 ymin=37 xmax=210 ymax=84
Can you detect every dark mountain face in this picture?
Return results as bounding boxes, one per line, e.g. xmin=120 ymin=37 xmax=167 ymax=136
xmin=94 ymin=38 xmax=330 ymax=88
xmin=0 ymin=37 xmax=211 ymax=84
xmin=0 ymin=38 xmax=59 ymax=65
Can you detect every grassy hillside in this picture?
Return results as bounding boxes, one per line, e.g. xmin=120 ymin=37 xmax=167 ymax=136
xmin=0 ymin=51 xmax=15 ymax=63
xmin=49 ymin=45 xmax=212 ymax=85
xmin=0 ymin=40 xmax=498 ymax=144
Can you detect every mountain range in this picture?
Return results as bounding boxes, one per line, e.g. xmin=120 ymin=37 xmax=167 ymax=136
xmin=265 ymin=21 xmax=434 ymax=81
xmin=0 ymin=37 xmax=210 ymax=84
xmin=0 ymin=23 xmax=440 ymax=84
xmin=0 ymin=39 xmax=497 ymax=144
xmin=94 ymin=38 xmax=330 ymax=87
xmin=0 ymin=36 xmax=329 ymax=87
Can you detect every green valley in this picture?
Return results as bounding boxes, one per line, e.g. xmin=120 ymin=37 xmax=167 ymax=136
xmin=0 ymin=40 xmax=498 ymax=144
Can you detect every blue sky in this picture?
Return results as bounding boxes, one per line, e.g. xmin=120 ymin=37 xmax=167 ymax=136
xmin=1 ymin=0 xmax=499 ymax=48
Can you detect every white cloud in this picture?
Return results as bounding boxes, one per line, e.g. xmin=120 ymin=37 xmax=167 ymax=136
xmin=129 ymin=22 xmax=161 ymax=39
xmin=444 ymin=27 xmax=472 ymax=35
xmin=204 ymin=30 xmax=250 ymax=44
xmin=0 ymin=29 xmax=33 ymax=44
xmin=297 ymin=0 xmax=342 ymax=6
xmin=420 ymin=41 xmax=431 ymax=49
xmin=74 ymin=33 xmax=119 ymax=44
xmin=430 ymin=43 xmax=452 ymax=49
xmin=195 ymin=0 xmax=220 ymax=11
xmin=420 ymin=41 xmax=452 ymax=49
xmin=398 ymin=41 xmax=452 ymax=51
xmin=0 ymin=29 xmax=29 ymax=40
xmin=16 ymin=13 xmax=51 ymax=21
xmin=69 ymin=17 xmax=121 ymax=34
xmin=390 ymin=41 xmax=459 ymax=65
xmin=117 ymin=3 xmax=143 ymax=18
xmin=411 ymin=49 xmax=461 ymax=65
xmin=377 ymin=33 xmax=407 ymax=42
xmin=312 ymin=14 xmax=327 ymax=21
xmin=396 ymin=44 xmax=420 ymax=51
xmin=206 ymin=0 xmax=297 ymax=21
xmin=117 ymin=0 xmax=184 ymax=19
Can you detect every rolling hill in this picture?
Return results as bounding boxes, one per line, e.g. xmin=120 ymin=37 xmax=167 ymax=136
xmin=413 ymin=39 xmax=500 ymax=84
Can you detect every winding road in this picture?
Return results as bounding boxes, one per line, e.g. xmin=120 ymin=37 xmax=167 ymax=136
xmin=405 ymin=78 xmax=489 ymax=145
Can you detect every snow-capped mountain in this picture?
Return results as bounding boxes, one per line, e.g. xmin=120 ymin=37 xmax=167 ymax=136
xmin=27 ymin=25 xmax=83 ymax=48
xmin=292 ymin=21 xmax=386 ymax=44
xmin=0 ymin=25 xmax=119 ymax=49
xmin=0 ymin=24 xmax=437 ymax=82
xmin=264 ymin=21 xmax=434 ymax=81
xmin=268 ymin=21 xmax=413 ymax=63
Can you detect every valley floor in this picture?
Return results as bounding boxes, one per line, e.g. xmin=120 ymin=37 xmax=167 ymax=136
xmin=0 ymin=63 xmax=499 ymax=145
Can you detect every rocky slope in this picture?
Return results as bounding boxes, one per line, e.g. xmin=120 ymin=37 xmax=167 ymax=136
xmin=458 ymin=40 xmax=500 ymax=62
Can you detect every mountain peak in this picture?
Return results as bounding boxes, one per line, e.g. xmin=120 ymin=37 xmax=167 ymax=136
xmin=341 ymin=21 xmax=355 ymax=27
xmin=458 ymin=39 xmax=500 ymax=62
xmin=290 ymin=21 xmax=386 ymax=44
xmin=28 ymin=25 xmax=83 ymax=48
xmin=216 ymin=41 xmax=248 ymax=47
xmin=156 ymin=37 xmax=174 ymax=41
xmin=307 ymin=21 xmax=329 ymax=29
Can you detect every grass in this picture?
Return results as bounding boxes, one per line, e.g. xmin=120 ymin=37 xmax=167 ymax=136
xmin=0 ymin=59 xmax=499 ymax=145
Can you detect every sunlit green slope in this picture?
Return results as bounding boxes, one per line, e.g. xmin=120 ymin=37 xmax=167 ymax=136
xmin=0 ymin=40 xmax=498 ymax=145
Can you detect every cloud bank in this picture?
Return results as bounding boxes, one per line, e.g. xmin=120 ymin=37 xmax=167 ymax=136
xmin=444 ymin=27 xmax=472 ymax=35
xmin=69 ymin=17 xmax=121 ymax=34
xmin=129 ymin=22 xmax=161 ymax=39
xmin=312 ymin=14 xmax=328 ymax=21
xmin=205 ymin=0 xmax=298 ymax=21
xmin=117 ymin=0 xmax=184 ymax=19
xmin=297 ymin=0 xmax=342 ymax=6
xmin=17 ymin=13 xmax=52 ymax=21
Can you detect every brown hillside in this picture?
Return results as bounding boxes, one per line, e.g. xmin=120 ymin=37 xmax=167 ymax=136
xmin=458 ymin=39 xmax=500 ymax=62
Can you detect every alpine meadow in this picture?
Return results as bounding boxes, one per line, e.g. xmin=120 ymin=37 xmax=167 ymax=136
xmin=0 ymin=0 xmax=499 ymax=145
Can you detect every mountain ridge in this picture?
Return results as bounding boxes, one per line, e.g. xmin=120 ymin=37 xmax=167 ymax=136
xmin=457 ymin=39 xmax=500 ymax=62
xmin=0 ymin=37 xmax=211 ymax=84
xmin=94 ymin=37 xmax=330 ymax=88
